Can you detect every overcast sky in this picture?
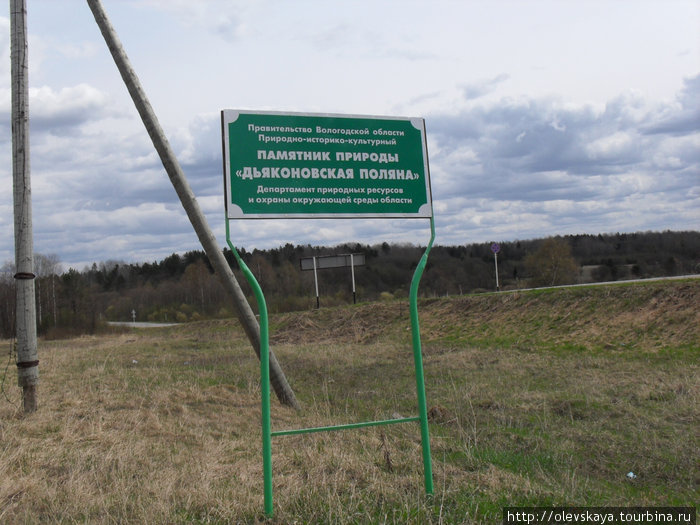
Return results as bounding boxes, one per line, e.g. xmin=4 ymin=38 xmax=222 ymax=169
xmin=1 ymin=0 xmax=698 ymax=270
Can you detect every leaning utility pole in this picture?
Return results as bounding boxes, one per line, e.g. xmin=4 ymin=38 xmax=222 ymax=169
xmin=10 ymin=0 xmax=39 ymax=413
xmin=87 ymin=0 xmax=299 ymax=409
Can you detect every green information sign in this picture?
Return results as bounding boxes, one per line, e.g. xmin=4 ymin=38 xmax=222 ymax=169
xmin=221 ymin=110 xmax=433 ymax=218
xmin=221 ymin=109 xmax=436 ymax=517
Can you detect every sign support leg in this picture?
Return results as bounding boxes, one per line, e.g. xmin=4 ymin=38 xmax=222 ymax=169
xmin=494 ymin=252 xmax=500 ymax=291
xmin=225 ymin=221 xmax=273 ymax=517
xmin=350 ymin=254 xmax=357 ymax=304
xmin=409 ymin=217 xmax=435 ymax=495
xmin=313 ymin=256 xmax=319 ymax=309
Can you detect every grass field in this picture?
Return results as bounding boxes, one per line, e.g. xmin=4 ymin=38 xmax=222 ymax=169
xmin=1 ymin=279 xmax=698 ymax=523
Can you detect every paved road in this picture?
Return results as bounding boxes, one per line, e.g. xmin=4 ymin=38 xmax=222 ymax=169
xmin=498 ymin=274 xmax=699 ymax=294
xmin=107 ymin=321 xmax=179 ymax=328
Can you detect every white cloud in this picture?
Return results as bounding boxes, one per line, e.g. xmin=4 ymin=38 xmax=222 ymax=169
xmin=0 ymin=17 xmax=9 ymax=83
xmin=461 ymin=74 xmax=510 ymax=101
xmin=0 ymin=1 xmax=698 ymax=268
xmin=140 ymin=0 xmax=251 ymax=41
xmin=585 ymin=132 xmax=637 ymax=161
xmin=29 ymin=84 xmax=114 ymax=127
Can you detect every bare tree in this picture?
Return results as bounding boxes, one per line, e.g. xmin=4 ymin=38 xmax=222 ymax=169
xmin=524 ymin=237 xmax=578 ymax=287
xmin=0 ymin=262 xmax=17 ymax=339
xmin=87 ymin=0 xmax=299 ymax=408
xmin=35 ymin=254 xmax=61 ymax=329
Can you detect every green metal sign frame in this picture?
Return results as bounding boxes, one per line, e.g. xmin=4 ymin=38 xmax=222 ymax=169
xmin=222 ymin=110 xmax=435 ymax=518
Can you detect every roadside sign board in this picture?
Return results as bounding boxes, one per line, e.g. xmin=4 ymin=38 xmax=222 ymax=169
xmin=222 ymin=110 xmax=436 ymax=517
xmin=300 ymin=253 xmax=366 ymax=271
xmin=491 ymin=243 xmax=500 ymax=254
xmin=222 ymin=110 xmax=433 ymax=219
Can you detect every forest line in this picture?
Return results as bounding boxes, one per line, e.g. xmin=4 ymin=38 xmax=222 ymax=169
xmin=1 ymin=230 xmax=698 ymax=338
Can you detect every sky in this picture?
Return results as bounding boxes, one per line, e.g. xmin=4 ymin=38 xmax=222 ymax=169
xmin=0 ymin=0 xmax=698 ymax=270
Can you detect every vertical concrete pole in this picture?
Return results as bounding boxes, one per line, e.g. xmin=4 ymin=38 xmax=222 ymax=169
xmin=10 ymin=0 xmax=39 ymax=413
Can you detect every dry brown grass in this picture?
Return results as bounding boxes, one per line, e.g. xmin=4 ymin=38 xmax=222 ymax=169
xmin=0 ymin=328 xmax=457 ymax=523
xmin=0 ymin=280 xmax=698 ymax=523
xmin=0 ymin=332 xmax=264 ymax=523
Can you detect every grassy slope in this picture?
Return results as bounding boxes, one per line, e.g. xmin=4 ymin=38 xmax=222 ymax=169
xmin=0 ymin=279 xmax=698 ymax=523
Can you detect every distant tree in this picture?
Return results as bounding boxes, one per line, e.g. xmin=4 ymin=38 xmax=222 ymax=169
xmin=524 ymin=238 xmax=578 ymax=287
xmin=664 ymin=256 xmax=677 ymax=275
xmin=181 ymin=259 xmax=211 ymax=311
xmin=0 ymin=261 xmax=16 ymax=338
xmin=161 ymin=253 xmax=183 ymax=278
xmin=35 ymin=253 xmax=61 ymax=331
xmin=24 ymin=231 xmax=699 ymax=339
xmin=277 ymin=260 xmax=302 ymax=297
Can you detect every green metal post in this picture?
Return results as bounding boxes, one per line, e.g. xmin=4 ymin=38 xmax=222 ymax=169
xmin=272 ymin=416 xmax=419 ymax=437
xmin=225 ymin=221 xmax=274 ymax=517
xmin=409 ymin=216 xmax=435 ymax=495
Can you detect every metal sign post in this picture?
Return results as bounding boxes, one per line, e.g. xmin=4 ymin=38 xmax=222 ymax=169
xmin=312 ymin=256 xmax=319 ymax=308
xmin=491 ymin=242 xmax=500 ymax=292
xmin=222 ymin=110 xmax=435 ymax=517
xmin=350 ymin=254 xmax=357 ymax=304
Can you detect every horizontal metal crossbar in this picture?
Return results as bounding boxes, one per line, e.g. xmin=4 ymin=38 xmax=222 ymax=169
xmin=271 ymin=416 xmax=420 ymax=437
